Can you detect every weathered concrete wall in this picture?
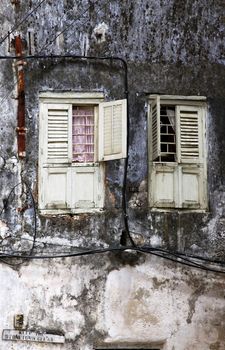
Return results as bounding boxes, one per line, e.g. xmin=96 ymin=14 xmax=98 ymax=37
xmin=0 ymin=256 xmax=225 ymax=350
xmin=0 ymin=0 xmax=225 ymax=349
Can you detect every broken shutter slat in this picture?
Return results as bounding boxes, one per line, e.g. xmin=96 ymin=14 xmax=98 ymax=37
xmin=151 ymin=96 xmax=161 ymax=161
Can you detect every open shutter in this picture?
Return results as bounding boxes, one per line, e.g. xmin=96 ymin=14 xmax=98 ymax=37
xmin=176 ymin=105 xmax=202 ymax=163
xmin=98 ymin=99 xmax=127 ymax=161
xmin=44 ymin=103 xmax=72 ymax=164
xmin=151 ymin=96 xmax=160 ymax=161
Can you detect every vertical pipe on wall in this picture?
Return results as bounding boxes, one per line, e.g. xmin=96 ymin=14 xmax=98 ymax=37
xmin=14 ymin=35 xmax=26 ymax=158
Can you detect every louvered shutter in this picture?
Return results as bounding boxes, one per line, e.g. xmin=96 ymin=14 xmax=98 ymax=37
xmin=98 ymin=99 xmax=127 ymax=161
xmin=176 ymin=106 xmax=202 ymax=163
xmin=39 ymin=103 xmax=72 ymax=210
xmin=176 ymin=105 xmax=206 ymax=209
xmin=44 ymin=103 xmax=72 ymax=164
xmin=151 ymin=96 xmax=160 ymax=161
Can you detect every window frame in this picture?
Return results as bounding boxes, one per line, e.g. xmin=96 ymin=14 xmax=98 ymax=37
xmin=39 ymin=92 xmax=105 ymax=214
xmin=38 ymin=92 xmax=127 ymax=215
xmin=148 ymin=95 xmax=208 ymax=211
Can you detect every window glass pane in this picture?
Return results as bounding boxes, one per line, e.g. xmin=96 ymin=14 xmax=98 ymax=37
xmin=159 ymin=105 xmax=176 ymax=162
xmin=72 ymin=106 xmax=94 ymax=163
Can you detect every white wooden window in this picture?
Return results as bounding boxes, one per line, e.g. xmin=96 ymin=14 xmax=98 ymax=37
xmin=39 ymin=93 xmax=127 ymax=214
xmin=148 ymin=95 xmax=207 ymax=210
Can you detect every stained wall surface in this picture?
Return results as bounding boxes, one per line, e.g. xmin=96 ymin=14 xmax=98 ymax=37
xmin=0 ymin=1 xmax=225 ymax=349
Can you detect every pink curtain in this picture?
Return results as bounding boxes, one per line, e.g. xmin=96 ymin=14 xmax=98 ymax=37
xmin=72 ymin=107 xmax=94 ymax=162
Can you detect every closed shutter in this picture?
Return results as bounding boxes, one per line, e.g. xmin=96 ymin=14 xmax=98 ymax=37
xmin=43 ymin=103 xmax=72 ymax=164
xmin=176 ymin=105 xmax=205 ymax=208
xmin=69 ymin=166 xmax=104 ymax=211
xmin=149 ymin=163 xmax=177 ymax=208
xmin=98 ymin=99 xmax=127 ymax=161
xmin=40 ymin=167 xmax=69 ymax=210
xmin=179 ymin=164 xmax=205 ymax=209
xmin=151 ymin=96 xmax=161 ymax=161
xmin=39 ymin=103 xmax=72 ymax=210
xmin=176 ymin=106 xmax=202 ymax=163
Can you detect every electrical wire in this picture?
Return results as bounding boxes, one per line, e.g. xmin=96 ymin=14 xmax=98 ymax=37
xmin=0 ymin=6 xmax=222 ymax=271
xmin=0 ymin=0 xmax=92 ymax=115
xmin=138 ymin=247 xmax=225 ymax=274
xmin=0 ymin=53 xmax=134 ymax=246
xmin=1 ymin=178 xmax=225 ymax=273
xmin=0 ymin=0 xmax=47 ymax=46
xmin=0 ymin=54 xmax=223 ymax=270
xmin=0 ymin=180 xmax=37 ymax=259
xmin=0 ymin=0 xmax=48 ymax=104
xmin=23 ymin=180 xmax=37 ymax=254
xmin=155 ymin=247 xmax=225 ymax=266
xmin=0 ymin=183 xmax=225 ymax=273
xmin=1 ymin=245 xmax=225 ymax=274
xmin=38 ymin=0 xmax=99 ymax=53
xmin=2 ymin=239 xmax=224 ymax=267
xmin=0 ymin=182 xmax=22 ymax=217
xmin=0 ymin=74 xmax=18 ymax=107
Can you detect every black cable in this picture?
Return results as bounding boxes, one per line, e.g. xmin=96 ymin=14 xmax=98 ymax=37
xmin=0 ymin=82 xmax=17 ymax=106
xmin=139 ymin=246 xmax=224 ymax=273
xmin=23 ymin=180 xmax=37 ymax=254
xmin=1 ymin=246 xmax=225 ymax=274
xmin=0 ymin=0 xmax=47 ymax=46
xmin=0 ymin=182 xmax=22 ymax=217
xmin=0 ymin=5 xmax=218 ymax=266
xmin=63 ymin=2 xmax=106 ymax=53
xmin=121 ymin=60 xmax=136 ymax=247
xmin=0 ymin=0 xmax=47 ymax=104
xmin=0 ymin=180 xmax=37 ymax=256
xmin=0 ymin=53 xmax=135 ymax=248
xmin=0 ymin=0 xmax=98 ymax=99
xmin=2 ymin=230 xmax=225 ymax=272
xmin=148 ymin=247 xmax=225 ymax=266
xmin=2 ymin=241 xmax=224 ymax=267
xmin=39 ymin=0 xmax=97 ymax=52
xmin=1 ymin=179 xmax=225 ymax=273
xmin=139 ymin=248 xmax=225 ymax=274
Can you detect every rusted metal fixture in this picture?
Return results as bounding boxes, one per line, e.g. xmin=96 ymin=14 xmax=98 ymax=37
xmin=14 ymin=35 xmax=26 ymax=158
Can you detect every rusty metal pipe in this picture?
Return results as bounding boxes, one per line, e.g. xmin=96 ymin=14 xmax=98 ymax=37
xmin=15 ymin=35 xmax=26 ymax=158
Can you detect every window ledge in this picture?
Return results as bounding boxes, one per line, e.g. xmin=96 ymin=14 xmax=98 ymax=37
xmin=149 ymin=208 xmax=208 ymax=213
xmin=39 ymin=208 xmax=104 ymax=216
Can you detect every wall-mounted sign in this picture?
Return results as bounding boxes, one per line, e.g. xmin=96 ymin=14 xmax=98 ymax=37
xmin=2 ymin=330 xmax=65 ymax=344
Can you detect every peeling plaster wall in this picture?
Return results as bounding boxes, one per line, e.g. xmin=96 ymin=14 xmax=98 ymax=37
xmin=0 ymin=0 xmax=225 ymax=349
xmin=0 ymin=257 xmax=225 ymax=350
